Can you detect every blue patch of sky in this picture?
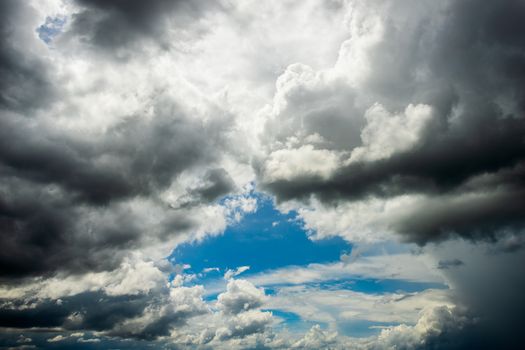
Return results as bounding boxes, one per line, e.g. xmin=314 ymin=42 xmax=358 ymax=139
xmin=268 ymin=309 xmax=302 ymax=325
xmin=170 ymin=191 xmax=446 ymax=296
xmin=36 ymin=16 xmax=66 ymax=44
xmin=168 ymin=190 xmax=446 ymax=337
xmin=170 ymin=191 xmax=352 ymax=278
xmin=300 ymin=279 xmax=447 ymax=294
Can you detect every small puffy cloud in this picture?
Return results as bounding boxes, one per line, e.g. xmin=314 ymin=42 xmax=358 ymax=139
xmin=16 ymin=335 xmax=32 ymax=344
xmin=47 ymin=335 xmax=66 ymax=343
xmin=217 ymin=279 xmax=267 ymax=315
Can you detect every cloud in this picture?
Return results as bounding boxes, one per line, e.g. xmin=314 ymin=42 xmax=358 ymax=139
xmin=217 ymin=279 xmax=267 ymax=315
xmin=0 ymin=0 xmax=242 ymax=279
xmin=46 ymin=335 xmax=65 ymax=343
xmin=224 ymin=266 xmax=251 ymax=280
xmin=247 ymin=253 xmax=444 ymax=286
xmin=372 ymin=305 xmax=471 ymax=350
xmin=0 ymin=0 xmax=57 ymax=112
xmin=214 ymin=310 xmax=273 ymax=341
xmin=1 ymin=0 xmax=525 ymax=348
xmin=0 ymin=256 xmax=165 ymax=299
xmin=64 ymin=0 xmax=223 ymax=55
xmin=107 ymin=285 xmax=209 ymax=340
xmin=0 ymin=272 xmax=208 ymax=341
xmin=291 ymin=324 xmax=339 ymax=349
xmin=267 ymin=285 xmax=452 ymax=328
xmin=258 ymin=0 xmax=525 ymax=245
xmin=424 ymin=238 xmax=525 ymax=349
xmin=437 ymin=259 xmax=464 ymax=270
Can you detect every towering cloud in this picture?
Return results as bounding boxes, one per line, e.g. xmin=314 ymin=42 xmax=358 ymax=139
xmin=259 ymin=0 xmax=525 ymax=245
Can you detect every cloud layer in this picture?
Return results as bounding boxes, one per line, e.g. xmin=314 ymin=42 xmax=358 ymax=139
xmin=1 ymin=0 xmax=525 ymax=349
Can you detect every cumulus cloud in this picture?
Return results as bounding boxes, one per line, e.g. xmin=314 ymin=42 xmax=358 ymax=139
xmin=217 ymin=279 xmax=267 ymax=315
xmin=259 ymin=0 xmax=525 ymax=245
xmin=291 ymin=324 xmax=339 ymax=349
xmin=214 ymin=309 xmax=273 ymax=341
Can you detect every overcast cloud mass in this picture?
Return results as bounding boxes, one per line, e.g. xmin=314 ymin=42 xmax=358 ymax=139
xmin=1 ymin=0 xmax=524 ymax=349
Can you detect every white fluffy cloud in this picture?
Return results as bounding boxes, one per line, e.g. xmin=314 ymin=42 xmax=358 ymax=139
xmin=350 ymin=103 xmax=434 ymax=162
xmin=217 ymin=279 xmax=267 ymax=315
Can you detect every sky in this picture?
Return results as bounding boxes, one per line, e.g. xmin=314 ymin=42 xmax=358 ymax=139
xmin=0 ymin=0 xmax=525 ymax=349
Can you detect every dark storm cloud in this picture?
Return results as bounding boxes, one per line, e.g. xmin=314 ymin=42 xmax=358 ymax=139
xmin=0 ymin=0 xmax=234 ymax=279
xmin=0 ymin=173 xmax=151 ymax=278
xmin=411 ymin=250 xmax=525 ymax=350
xmin=193 ymin=168 xmax=237 ymax=202
xmin=0 ymin=99 xmax=231 ymax=278
xmin=394 ymin=187 xmax=525 ymax=244
xmin=0 ymin=98 xmax=224 ymax=205
xmin=261 ymin=0 xmax=525 ymax=244
xmin=0 ymin=0 xmax=57 ymax=112
xmin=0 ymin=333 xmax=164 ymax=350
xmin=0 ymin=292 xmax=146 ymax=331
xmin=67 ymin=0 xmax=222 ymax=53
xmin=0 ymin=287 xmax=206 ymax=341
xmin=437 ymin=259 xmax=464 ymax=270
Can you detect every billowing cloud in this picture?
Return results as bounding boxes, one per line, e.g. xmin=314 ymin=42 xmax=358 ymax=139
xmin=0 ymin=0 xmax=246 ymax=280
xmin=217 ymin=279 xmax=267 ymax=315
xmin=259 ymin=0 xmax=525 ymax=244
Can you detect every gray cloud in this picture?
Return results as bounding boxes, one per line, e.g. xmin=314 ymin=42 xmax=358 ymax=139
xmin=66 ymin=0 xmax=222 ymax=55
xmin=0 ymin=1 xmax=57 ymax=112
xmin=259 ymin=0 xmax=525 ymax=244
xmin=436 ymin=259 xmax=464 ymax=270
xmin=427 ymin=240 xmax=525 ymax=350
xmin=0 ymin=287 xmax=207 ymax=342
xmin=0 ymin=95 xmax=231 ymax=278
xmin=0 ymin=0 xmax=236 ymax=279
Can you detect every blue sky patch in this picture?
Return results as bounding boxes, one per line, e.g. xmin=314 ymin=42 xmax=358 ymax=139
xmin=310 ymin=279 xmax=447 ymax=294
xmin=36 ymin=16 xmax=66 ymax=44
xmin=170 ymin=192 xmax=352 ymax=278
